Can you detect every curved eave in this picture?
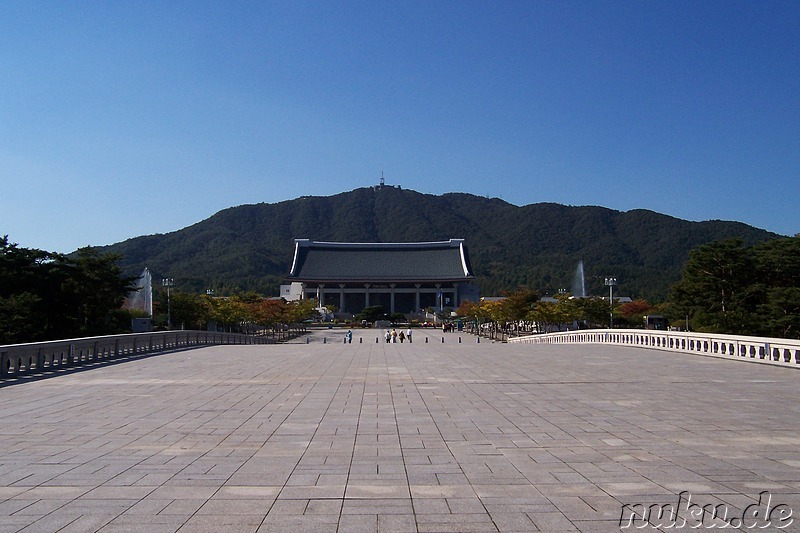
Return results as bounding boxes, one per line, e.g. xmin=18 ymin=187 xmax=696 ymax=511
xmin=458 ymin=241 xmax=473 ymax=277
xmin=287 ymin=276 xmax=473 ymax=284
xmin=289 ymin=241 xmax=302 ymax=276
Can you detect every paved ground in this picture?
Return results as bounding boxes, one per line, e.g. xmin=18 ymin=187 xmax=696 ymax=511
xmin=1 ymin=328 xmax=799 ymax=532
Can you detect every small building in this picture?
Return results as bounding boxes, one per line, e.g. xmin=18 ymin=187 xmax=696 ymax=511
xmin=644 ymin=314 xmax=667 ymax=330
xmin=283 ymin=239 xmax=478 ymax=315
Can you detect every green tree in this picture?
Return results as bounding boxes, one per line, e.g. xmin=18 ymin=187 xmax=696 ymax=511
xmin=500 ymin=289 xmax=539 ymax=322
xmin=65 ymin=247 xmax=139 ymax=336
xmin=0 ymin=292 xmax=40 ymax=343
xmin=455 ymin=300 xmax=482 ymax=322
xmin=669 ymin=236 xmax=800 ymax=338
xmin=207 ymin=297 xmax=250 ymax=331
xmin=356 ymin=305 xmax=386 ymax=323
xmin=285 ymin=298 xmax=318 ymax=323
xmin=169 ymin=292 xmax=210 ymax=330
xmin=0 ymin=236 xmax=56 ymax=342
xmin=529 ymin=300 xmax=569 ymax=333
xmin=671 ymin=239 xmax=756 ymax=334
xmin=573 ymin=296 xmax=612 ymax=328
xmin=752 ymin=237 xmax=800 ymax=287
xmin=758 ymin=287 xmax=800 ymax=339
xmin=0 ymin=238 xmax=137 ymax=343
xmin=750 ymin=236 xmax=800 ymax=338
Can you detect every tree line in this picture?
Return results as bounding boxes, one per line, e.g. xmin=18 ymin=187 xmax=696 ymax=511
xmin=456 ymin=290 xmax=659 ymax=338
xmin=670 ymin=236 xmax=800 ymax=338
xmin=2 ymin=234 xmax=798 ymax=344
xmin=0 ymin=236 xmax=138 ymax=344
xmin=456 ymin=235 xmax=800 ymax=340
xmin=104 ymin=187 xmax=776 ymax=302
xmin=0 ymin=236 xmax=320 ymax=345
xmin=157 ymin=291 xmax=318 ymax=335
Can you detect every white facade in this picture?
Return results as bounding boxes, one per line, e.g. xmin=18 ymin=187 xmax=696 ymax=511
xmin=279 ymin=282 xmax=304 ymax=302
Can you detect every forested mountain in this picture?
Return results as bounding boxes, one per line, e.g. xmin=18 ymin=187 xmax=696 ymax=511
xmin=101 ymin=187 xmax=779 ymax=301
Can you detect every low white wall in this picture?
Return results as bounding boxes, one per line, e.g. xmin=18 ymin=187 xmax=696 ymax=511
xmin=508 ymin=329 xmax=800 ymax=368
xmin=1 ymin=331 xmax=272 ymax=379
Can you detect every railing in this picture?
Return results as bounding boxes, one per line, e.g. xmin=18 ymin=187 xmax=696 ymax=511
xmin=508 ymin=329 xmax=800 ymax=368
xmin=1 ymin=330 xmax=274 ymax=380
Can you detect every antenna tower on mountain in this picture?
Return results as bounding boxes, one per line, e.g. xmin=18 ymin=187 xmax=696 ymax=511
xmin=373 ymin=171 xmax=400 ymax=190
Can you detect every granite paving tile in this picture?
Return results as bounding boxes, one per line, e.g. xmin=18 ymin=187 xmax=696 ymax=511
xmin=257 ymin=513 xmax=339 ymax=531
xmin=2 ymin=332 xmax=800 ymax=531
xmin=337 ymin=514 xmax=378 ymax=532
xmin=490 ymin=512 xmax=539 ymax=531
xmin=99 ymin=514 xmax=189 ymax=532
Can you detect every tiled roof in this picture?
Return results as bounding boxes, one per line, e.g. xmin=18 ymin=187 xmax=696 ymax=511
xmin=288 ymin=239 xmax=473 ymax=282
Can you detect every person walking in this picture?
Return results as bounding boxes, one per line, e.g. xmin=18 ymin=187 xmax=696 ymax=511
xmin=347 ymin=330 xmax=353 ymax=343
xmin=385 ymin=330 xmax=391 ymax=343
xmin=406 ymin=328 xmax=413 ymax=343
xmin=391 ymin=329 xmax=398 ymax=343
xmin=398 ymin=330 xmax=405 ymax=343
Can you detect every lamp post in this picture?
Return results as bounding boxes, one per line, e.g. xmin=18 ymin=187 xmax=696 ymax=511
xmin=162 ymin=278 xmax=174 ymax=330
xmin=604 ymin=277 xmax=617 ymax=328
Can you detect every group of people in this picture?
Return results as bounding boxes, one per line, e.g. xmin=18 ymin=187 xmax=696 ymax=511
xmin=384 ymin=328 xmax=413 ymax=343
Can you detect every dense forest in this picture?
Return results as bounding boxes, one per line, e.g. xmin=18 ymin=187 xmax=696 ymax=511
xmin=671 ymin=237 xmax=800 ymax=338
xmin=101 ymin=187 xmax=778 ymax=300
xmin=0 ymin=236 xmax=137 ymax=344
xmin=2 ymin=221 xmax=798 ymax=343
xmin=454 ymin=235 xmax=800 ymax=340
xmin=0 ymin=236 xmax=320 ymax=344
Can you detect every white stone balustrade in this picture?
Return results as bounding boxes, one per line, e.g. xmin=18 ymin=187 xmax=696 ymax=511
xmin=508 ymin=329 xmax=800 ymax=367
xmin=1 ymin=330 xmax=273 ymax=379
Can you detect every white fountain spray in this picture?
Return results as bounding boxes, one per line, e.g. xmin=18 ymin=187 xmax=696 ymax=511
xmin=571 ymin=260 xmax=586 ymax=298
xmin=125 ymin=267 xmax=153 ymax=317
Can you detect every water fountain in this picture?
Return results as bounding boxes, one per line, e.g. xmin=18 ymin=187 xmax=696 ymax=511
xmin=571 ymin=260 xmax=586 ymax=298
xmin=125 ymin=267 xmax=153 ymax=316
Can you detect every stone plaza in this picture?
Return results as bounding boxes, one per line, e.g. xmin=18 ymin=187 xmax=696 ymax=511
xmin=1 ymin=328 xmax=799 ymax=532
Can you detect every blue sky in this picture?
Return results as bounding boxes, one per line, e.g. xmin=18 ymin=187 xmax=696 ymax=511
xmin=1 ymin=1 xmax=798 ymax=253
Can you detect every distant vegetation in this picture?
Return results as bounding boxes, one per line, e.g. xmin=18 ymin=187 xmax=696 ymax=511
xmin=0 ymin=236 xmax=137 ymax=344
xmin=671 ymin=236 xmax=800 ymax=338
xmin=101 ymin=187 xmax=778 ymax=301
xmin=154 ymin=291 xmax=318 ymax=335
xmin=5 ymin=188 xmax=796 ymax=343
xmin=2 ymin=230 xmax=799 ymax=342
xmin=0 ymin=235 xmax=321 ymax=344
xmin=455 ymin=235 xmax=800 ymax=340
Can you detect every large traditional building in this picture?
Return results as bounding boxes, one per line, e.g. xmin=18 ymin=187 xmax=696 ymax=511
xmin=282 ymin=239 xmax=479 ymax=315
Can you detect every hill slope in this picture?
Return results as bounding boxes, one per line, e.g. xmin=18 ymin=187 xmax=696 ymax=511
xmin=103 ymin=187 xmax=778 ymax=300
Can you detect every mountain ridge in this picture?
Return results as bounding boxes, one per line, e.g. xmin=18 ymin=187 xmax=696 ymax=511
xmin=101 ymin=187 xmax=778 ymax=300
